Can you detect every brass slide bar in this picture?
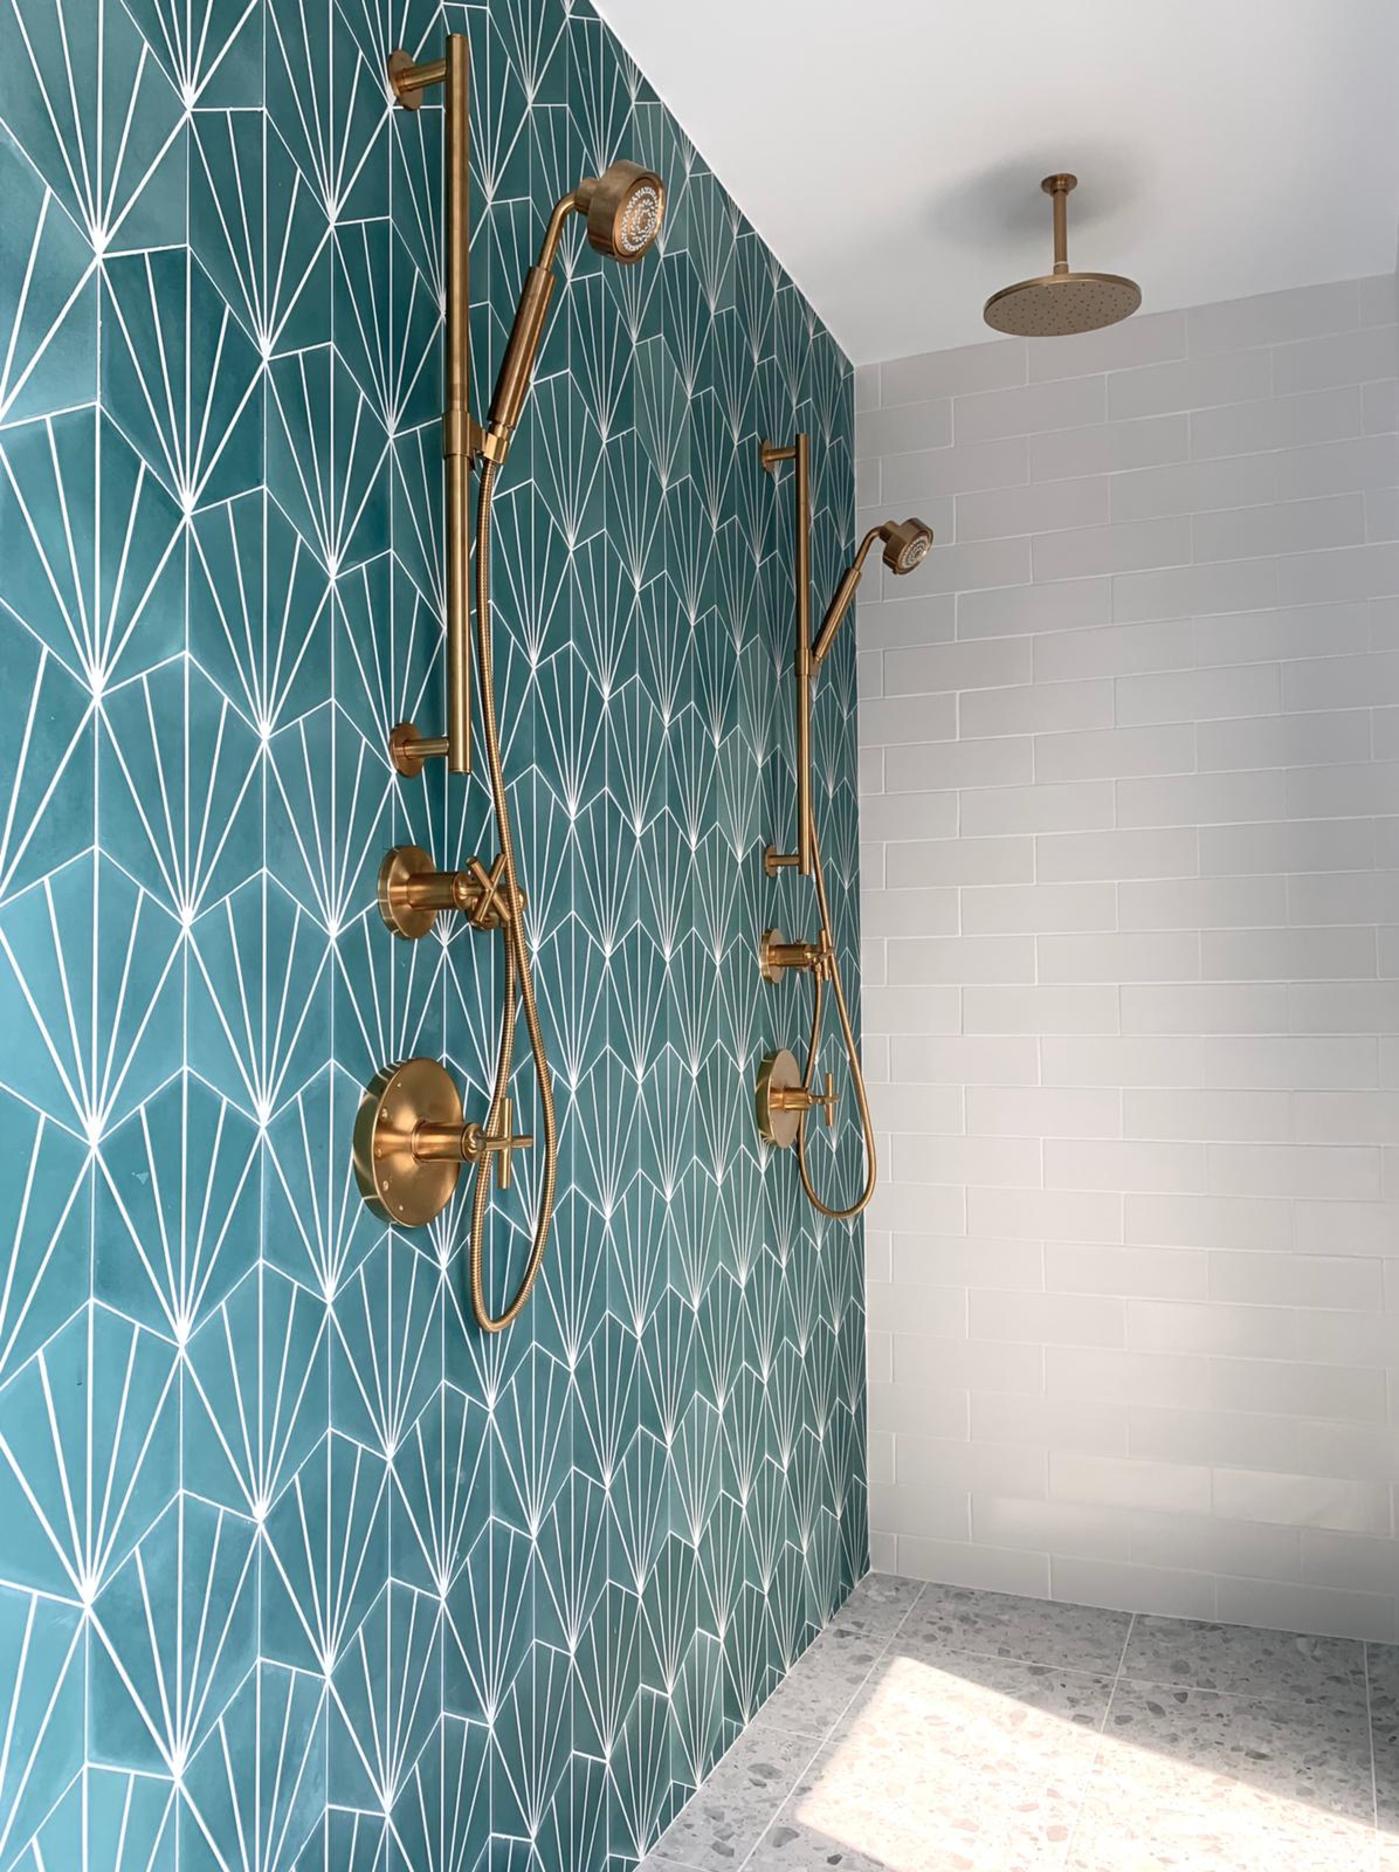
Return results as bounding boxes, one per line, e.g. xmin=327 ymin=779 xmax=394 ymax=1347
xmin=760 ymin=435 xmax=812 ymax=876
xmin=387 ymin=37 xmax=476 ymax=776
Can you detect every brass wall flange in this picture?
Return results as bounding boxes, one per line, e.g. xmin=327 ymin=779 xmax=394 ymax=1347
xmin=763 ymin=844 xmax=800 ymax=878
xmin=354 ymin=1059 xmax=533 ymax=1226
xmin=378 ymin=846 xmax=524 ymax=939
xmin=756 ymin=1049 xmax=836 ymax=1149
xmin=759 ymin=928 xmax=824 ymax=984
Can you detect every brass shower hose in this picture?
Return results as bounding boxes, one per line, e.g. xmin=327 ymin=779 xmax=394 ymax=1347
xmin=795 ymin=814 xmax=877 ymax=1221
xmin=468 ymin=457 xmax=558 ymax=1330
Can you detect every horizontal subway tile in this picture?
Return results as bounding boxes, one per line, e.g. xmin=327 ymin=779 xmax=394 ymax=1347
xmin=889 ymin=1034 xmax=1040 ymax=1085
xmin=881 ymin=435 xmax=1031 ymax=502
xmin=1120 ymin=982 xmax=1289 ymax=1034
xmin=861 ymin=885 xmax=960 ymax=938
xmin=1125 ymin=1191 xmax=1292 ymax=1252
xmin=1035 ymin=722 xmax=1196 ymax=782
xmin=1125 ymin=1086 xmax=1292 ymax=1143
xmin=859 ymin=692 xmax=958 ymax=745
xmin=1187 ymin=280 xmax=1360 ymax=355
xmin=880 ymin=337 xmax=1027 ymax=405
xmin=857 ymin=396 xmax=952 ymax=458
xmin=965 ymin=1085 xmax=1122 ymax=1139
xmin=1202 ymin=925 xmax=1376 ymax=981
xmin=1110 ymin=347 xmax=1273 ymax=420
xmin=1046 ymin=1241 xmax=1209 ymax=1301
xmin=1193 ymin=492 xmax=1365 ymax=562
xmin=961 ymin=880 xmax=1118 ymax=934
xmin=882 ymin=635 xmax=1031 ymax=695
xmin=963 ymin=984 xmax=1121 ymax=1035
xmin=1116 ymin=662 xmax=1280 ymax=727
xmin=1050 ymin=1450 xmax=1210 ymax=1514
xmin=1032 ymin=618 xmax=1195 ymax=684
xmin=959 ymin=677 xmax=1113 ymax=739
xmin=1030 ymin=413 xmax=1189 ymax=482
xmin=1196 ymin=708 xmax=1364 ymax=772
xmin=967 ymin=1184 xmax=1123 ymax=1244
xmin=1199 ymin=816 xmax=1376 ymax=875
xmin=857 ymin=589 xmax=957 ymax=650
xmin=1118 ymin=874 xmax=1288 ymax=930
xmin=1045 ymin=1138 xmax=1206 ymax=1194
xmin=1212 ymin=1468 xmax=1392 ymax=1536
xmin=968 ymin=1288 xmax=1125 ymax=1349
xmin=1272 ymin=322 xmax=1399 ymax=397
xmin=884 ymin=734 xmax=1033 ymax=792
xmin=1033 ymin=515 xmax=1191 ymax=582
xmin=1112 ymin=554 xmax=1280 ymax=624
xmin=1205 ymin=1142 xmax=1381 ymax=1200
xmin=956 ymin=475 xmax=1108 ymax=542
xmin=971 ymin=1391 xmax=1128 ymax=1455
xmin=1289 ymin=981 xmax=1399 ymax=1032
xmin=861 ymin=984 xmax=962 ymax=1035
xmin=1111 ymin=452 xmax=1280 ymax=523
xmin=1118 ymin=769 xmax=1287 ymax=829
xmin=959 ymin=778 xmax=1115 ymax=837
xmin=915 ymin=535 xmax=1033 ymax=595
xmin=1037 ymin=826 xmax=1200 ymax=882
xmin=859 ymin=789 xmax=958 ymax=842
xmin=1190 ymin=385 xmax=1364 ymax=460
xmin=891 ymin=1233 xmax=1044 ymax=1289
xmin=1277 ymin=540 xmax=1399 ymax=605
xmin=887 ymin=833 xmax=1034 ymax=887
xmin=1284 ymin=648 xmax=1399 ymax=709
xmin=1037 ymin=930 xmax=1201 ymax=984
xmin=887 ymin=934 xmax=1035 ymax=985
xmin=1028 ymin=310 xmax=1187 ymax=382
xmin=957 ymin=576 xmax=1111 ymax=639
xmin=955 ymin=373 xmax=1107 ymax=442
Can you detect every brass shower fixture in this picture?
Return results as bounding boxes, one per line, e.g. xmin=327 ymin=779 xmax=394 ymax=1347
xmin=984 ymin=174 xmax=1141 ymax=338
xmin=357 ymin=32 xmax=665 ymax=1334
xmin=377 ymin=846 xmax=522 ymax=941
xmin=355 ymin=1061 xmax=532 ymax=1227
xmin=756 ymin=434 xmax=934 ymax=1220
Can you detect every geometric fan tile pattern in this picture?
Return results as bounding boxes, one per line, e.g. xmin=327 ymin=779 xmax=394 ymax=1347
xmin=0 ymin=0 xmax=865 ymax=1864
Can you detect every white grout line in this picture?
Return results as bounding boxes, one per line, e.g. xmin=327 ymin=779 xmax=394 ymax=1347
xmin=1061 ymin=1608 xmax=1137 ymax=1868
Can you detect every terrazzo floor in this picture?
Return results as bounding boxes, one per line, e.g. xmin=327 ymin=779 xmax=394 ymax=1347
xmin=642 ymin=1574 xmax=1398 ymax=1872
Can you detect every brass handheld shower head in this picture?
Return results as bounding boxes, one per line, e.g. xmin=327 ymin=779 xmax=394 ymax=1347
xmin=811 ymin=516 xmax=934 ymax=667
xmin=485 ymin=160 xmax=666 ymax=457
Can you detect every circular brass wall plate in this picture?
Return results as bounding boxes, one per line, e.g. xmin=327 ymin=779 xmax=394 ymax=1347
xmin=387 ymin=48 xmax=424 ymax=108
xmin=379 ymin=845 xmax=436 ymax=940
xmin=389 ymin=721 xmax=428 ymax=777
xmin=759 ymin=929 xmax=786 ymax=985
xmin=354 ymin=1058 xmax=463 ymax=1226
xmin=756 ymin=1047 xmax=802 ymax=1149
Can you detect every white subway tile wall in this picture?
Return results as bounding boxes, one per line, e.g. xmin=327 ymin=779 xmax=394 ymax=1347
xmin=857 ymin=277 xmax=1399 ymax=1643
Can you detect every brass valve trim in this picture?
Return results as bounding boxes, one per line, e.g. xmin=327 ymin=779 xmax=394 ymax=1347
xmin=353 ymin=1059 xmax=533 ymax=1226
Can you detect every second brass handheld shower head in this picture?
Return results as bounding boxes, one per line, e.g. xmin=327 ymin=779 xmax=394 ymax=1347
xmin=810 ymin=516 xmax=934 ymax=667
xmin=484 ymin=160 xmax=666 ymax=458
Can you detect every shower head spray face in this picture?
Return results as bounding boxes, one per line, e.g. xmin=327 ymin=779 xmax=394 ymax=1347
xmin=984 ymin=174 xmax=1141 ymax=337
xmin=577 ymin=160 xmax=666 ymax=262
xmin=882 ymin=518 xmax=934 ymax=575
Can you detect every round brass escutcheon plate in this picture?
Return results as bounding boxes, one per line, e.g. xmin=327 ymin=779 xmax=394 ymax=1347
xmin=353 ymin=1058 xmax=463 ymax=1226
xmin=379 ymin=845 xmax=437 ymax=940
xmin=756 ymin=1047 xmax=802 ymax=1150
xmin=389 ymin=721 xmax=428 ymax=778
xmin=387 ymin=48 xmax=424 ymax=108
xmin=759 ymin=929 xmax=785 ymax=985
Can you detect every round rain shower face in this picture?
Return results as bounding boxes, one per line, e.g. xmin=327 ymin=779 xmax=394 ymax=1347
xmin=984 ymin=173 xmax=1140 ymax=337
xmin=984 ymin=269 xmax=1142 ymax=337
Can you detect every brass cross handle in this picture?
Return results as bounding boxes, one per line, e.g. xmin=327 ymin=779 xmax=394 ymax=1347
xmin=378 ymin=846 xmax=525 ymax=939
xmin=462 ymin=1099 xmax=534 ymax=1191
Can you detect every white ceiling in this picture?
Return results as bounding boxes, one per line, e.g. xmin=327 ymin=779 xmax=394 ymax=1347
xmin=593 ymin=0 xmax=1399 ymax=365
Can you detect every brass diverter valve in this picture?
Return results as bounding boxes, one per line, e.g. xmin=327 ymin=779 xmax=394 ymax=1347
xmin=378 ymin=845 xmax=525 ymax=940
xmin=354 ymin=1059 xmax=534 ymax=1226
xmin=755 ymin=1048 xmax=836 ymax=1149
xmin=759 ymin=927 xmax=831 ymax=984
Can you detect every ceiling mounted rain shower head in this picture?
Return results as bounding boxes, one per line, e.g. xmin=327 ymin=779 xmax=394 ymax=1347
xmin=984 ymin=174 xmax=1141 ymax=338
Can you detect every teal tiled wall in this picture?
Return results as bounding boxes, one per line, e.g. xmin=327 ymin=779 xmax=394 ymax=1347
xmin=0 ymin=0 xmax=863 ymax=1865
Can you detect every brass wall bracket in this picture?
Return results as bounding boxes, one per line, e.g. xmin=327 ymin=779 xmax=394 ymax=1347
xmin=756 ymin=1049 xmax=836 ymax=1149
xmin=354 ymin=1058 xmax=533 ymax=1226
xmin=759 ymin=927 xmax=827 ymax=984
xmin=763 ymin=844 xmax=800 ymax=878
xmin=378 ymin=846 xmax=524 ymax=939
